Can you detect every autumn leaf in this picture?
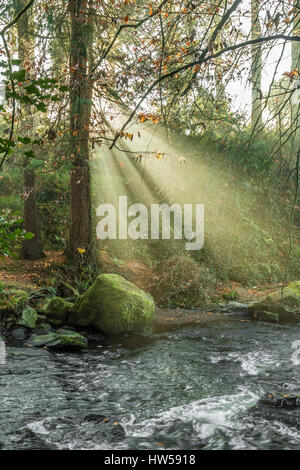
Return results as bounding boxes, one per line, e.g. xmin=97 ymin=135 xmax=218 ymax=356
xmin=139 ymin=114 xmax=148 ymax=123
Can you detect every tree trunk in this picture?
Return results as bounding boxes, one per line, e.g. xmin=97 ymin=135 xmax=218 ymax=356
xmin=251 ymin=0 xmax=262 ymax=131
xmin=16 ymin=0 xmax=45 ymax=260
xmin=21 ymin=169 xmax=45 ymax=259
xmin=68 ymin=0 xmax=92 ymax=262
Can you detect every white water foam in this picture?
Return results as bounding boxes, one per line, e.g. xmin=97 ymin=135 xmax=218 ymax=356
xmin=121 ymin=389 xmax=259 ymax=447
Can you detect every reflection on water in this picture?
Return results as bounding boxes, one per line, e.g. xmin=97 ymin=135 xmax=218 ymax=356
xmin=1 ymin=318 xmax=300 ymax=450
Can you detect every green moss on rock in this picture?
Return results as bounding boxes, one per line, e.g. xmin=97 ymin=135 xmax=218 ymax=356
xmin=70 ymin=274 xmax=155 ymax=335
xmin=56 ymin=329 xmax=88 ymax=348
xmin=34 ymin=322 xmax=53 ymax=335
xmin=17 ymin=307 xmax=38 ymax=329
xmin=249 ymin=281 xmax=300 ymax=322
xmin=28 ymin=329 xmax=87 ymax=349
xmin=45 ymin=297 xmax=73 ymax=325
xmin=34 ymin=297 xmax=52 ymax=314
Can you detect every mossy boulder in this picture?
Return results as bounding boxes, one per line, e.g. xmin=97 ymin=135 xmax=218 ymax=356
xmin=249 ymin=281 xmax=300 ymax=322
xmin=45 ymin=297 xmax=73 ymax=325
xmin=69 ymin=274 xmax=155 ymax=335
xmin=27 ymin=329 xmax=87 ymax=349
xmin=16 ymin=307 xmax=38 ymax=329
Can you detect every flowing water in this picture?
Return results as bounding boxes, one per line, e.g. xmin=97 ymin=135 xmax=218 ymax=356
xmin=1 ymin=315 xmax=300 ymax=450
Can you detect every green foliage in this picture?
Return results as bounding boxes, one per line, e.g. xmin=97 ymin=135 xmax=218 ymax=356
xmin=74 ymin=263 xmax=101 ymax=294
xmin=0 ymin=210 xmax=33 ymax=257
xmin=0 ymin=61 xmax=68 ymax=170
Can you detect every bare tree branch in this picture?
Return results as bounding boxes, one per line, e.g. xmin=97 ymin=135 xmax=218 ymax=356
xmin=91 ymin=0 xmax=170 ymax=75
xmin=0 ymin=0 xmax=35 ymax=35
xmin=110 ymin=33 xmax=300 ymax=149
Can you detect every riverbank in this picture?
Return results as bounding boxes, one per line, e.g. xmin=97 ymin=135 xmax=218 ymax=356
xmin=0 ymin=249 xmax=284 ymax=306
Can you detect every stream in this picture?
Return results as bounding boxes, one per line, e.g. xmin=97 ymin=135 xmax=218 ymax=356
xmin=1 ymin=314 xmax=300 ymax=450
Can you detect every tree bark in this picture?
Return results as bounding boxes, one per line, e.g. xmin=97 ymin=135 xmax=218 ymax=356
xmin=16 ymin=0 xmax=45 ymax=260
xmin=68 ymin=0 xmax=92 ymax=262
xmin=21 ymin=169 xmax=45 ymax=259
xmin=251 ymin=0 xmax=263 ymax=131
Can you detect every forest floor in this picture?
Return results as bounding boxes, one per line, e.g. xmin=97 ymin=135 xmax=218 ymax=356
xmin=0 ymin=249 xmax=282 ymax=305
xmin=0 ymin=250 xmax=64 ymax=290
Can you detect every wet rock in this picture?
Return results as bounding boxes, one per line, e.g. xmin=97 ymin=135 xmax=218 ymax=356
xmin=250 ymin=393 xmax=300 ymax=427
xmin=33 ymin=322 xmax=53 ymax=335
xmin=83 ymin=414 xmax=107 ymax=423
xmin=27 ymin=329 xmax=87 ymax=350
xmin=82 ymin=414 xmax=125 ymax=439
xmin=45 ymin=297 xmax=73 ymax=326
xmin=249 ymin=281 xmax=300 ymax=322
xmin=26 ymin=332 xmax=63 ymax=348
xmin=69 ymin=274 xmax=155 ymax=335
xmin=16 ymin=307 xmax=38 ymax=329
xmin=3 ymin=428 xmax=54 ymax=450
xmin=11 ymin=326 xmax=30 ymax=341
xmin=217 ymin=301 xmax=249 ymax=314
xmin=56 ymin=328 xmax=88 ymax=349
